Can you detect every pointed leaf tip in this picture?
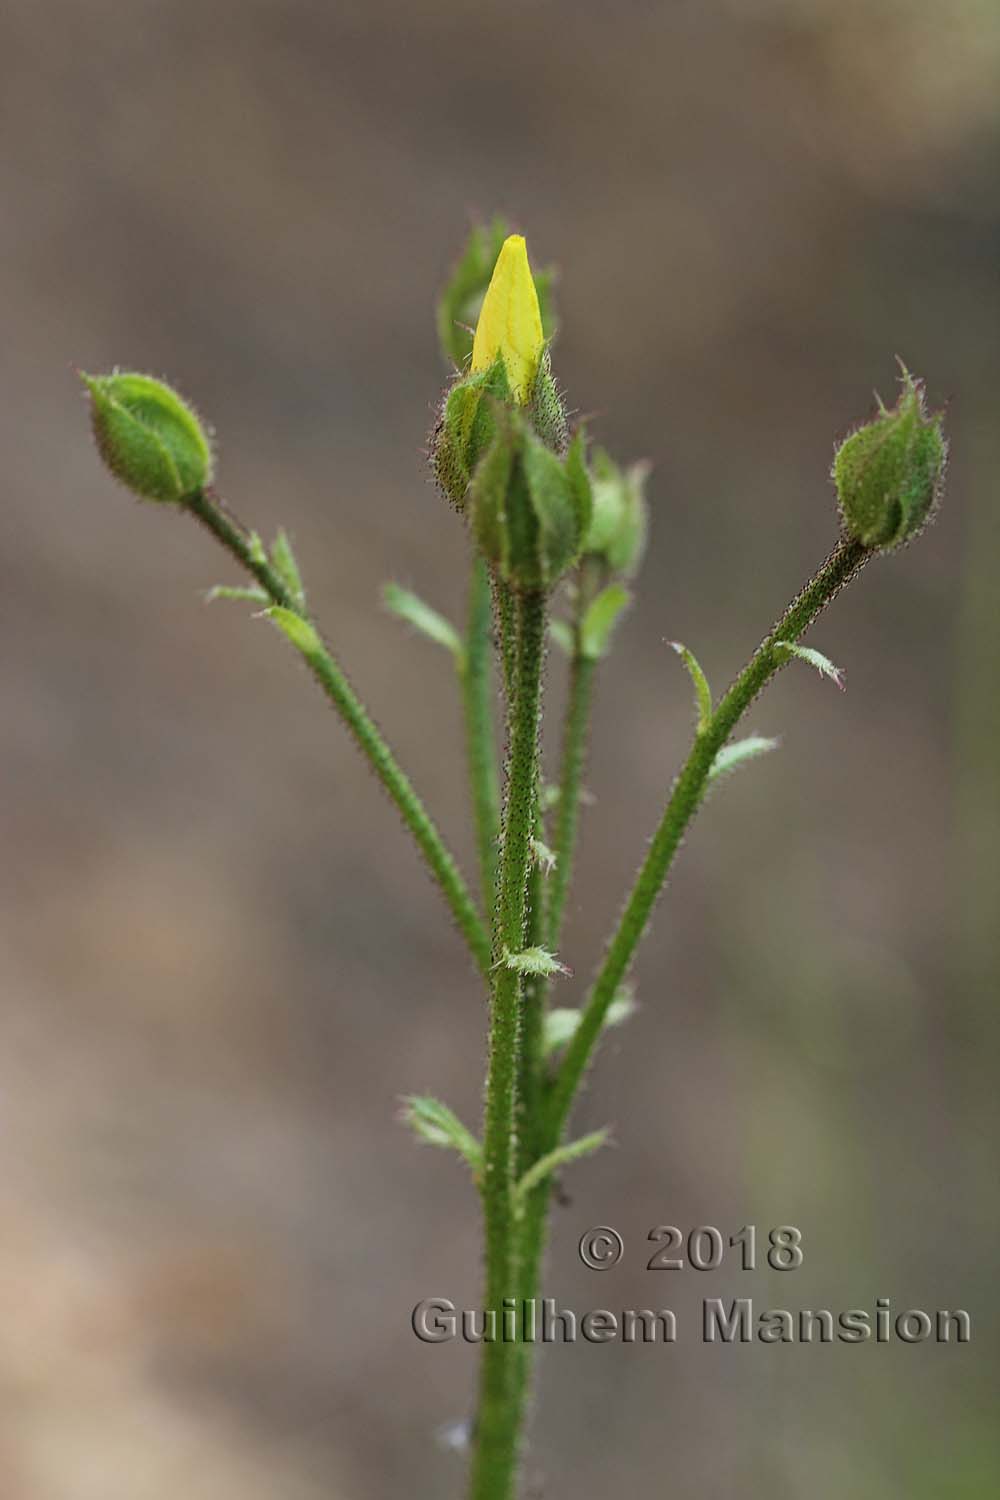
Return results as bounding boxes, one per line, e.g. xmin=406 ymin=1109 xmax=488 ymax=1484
xmin=709 ymin=735 xmax=780 ymax=782
xmin=382 ymin=583 xmax=464 ymax=665
xmin=264 ymin=605 xmax=322 ymax=656
xmin=581 ymin=583 xmax=631 ymax=660
xmin=205 ymin=583 xmax=269 ymax=605
xmin=776 ymin=641 xmax=846 ymax=690
xmin=514 ymin=1128 xmax=611 ymax=1205
xmin=270 ymin=529 xmax=306 ymax=610
xmin=670 ymin=641 xmax=713 ymax=731
xmin=399 ymin=1096 xmax=482 ymax=1174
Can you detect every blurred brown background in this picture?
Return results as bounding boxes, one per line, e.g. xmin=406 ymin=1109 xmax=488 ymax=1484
xmin=2 ymin=1 xmax=998 ymax=1495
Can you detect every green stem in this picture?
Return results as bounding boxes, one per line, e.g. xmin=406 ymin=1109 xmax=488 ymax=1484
xmin=498 ymin=573 xmax=546 ymax=1181
xmin=495 ymin=573 xmax=545 ymax=1180
xmin=508 ymin=1171 xmax=551 ymax=1485
xmin=520 ymin=577 xmax=602 ymax=1183
xmin=494 ymin=573 xmax=518 ymax=706
xmin=546 ymin=650 xmax=596 ymax=950
xmin=515 ymin=866 xmax=545 ymax=1166
xmin=471 ymin=589 xmax=546 ymax=1500
xmin=186 ymin=487 xmax=491 ymax=977
xmin=508 ymin=665 xmax=598 ymax=1467
xmin=464 ymin=557 xmax=502 ymax=919
xmin=512 ymin=585 xmax=602 ymax=1417
xmin=546 ymin=536 xmax=868 ymax=1142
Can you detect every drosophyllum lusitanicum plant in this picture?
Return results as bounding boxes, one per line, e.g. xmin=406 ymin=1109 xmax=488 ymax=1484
xmin=82 ymin=221 xmax=947 ymax=1500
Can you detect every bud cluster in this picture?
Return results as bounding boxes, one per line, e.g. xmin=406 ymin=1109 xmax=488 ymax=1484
xmin=432 ymin=233 xmax=567 ymax=511
xmin=431 ymin=231 xmax=647 ymax=593
xmin=81 ymin=231 xmax=945 ymax=614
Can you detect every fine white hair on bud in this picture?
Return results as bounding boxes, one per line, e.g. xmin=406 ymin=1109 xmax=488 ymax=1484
xmin=833 ymin=366 xmax=946 ymax=550
xmin=83 ymin=370 xmax=213 ymax=503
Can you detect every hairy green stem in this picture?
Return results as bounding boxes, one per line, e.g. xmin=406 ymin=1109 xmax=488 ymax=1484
xmin=546 ymin=651 xmax=596 ymax=950
xmin=546 ymin=536 xmax=868 ymax=1142
xmin=464 ymin=557 xmax=502 ymax=919
xmin=507 ymin=1171 xmax=551 ymax=1485
xmin=495 ymin=575 xmax=546 ymax=1181
xmin=494 ymin=573 xmax=518 ymax=706
xmin=186 ymin=487 xmax=491 ymax=977
xmin=510 ymin=623 xmax=603 ymax=1469
xmin=515 ymin=866 xmax=546 ymax=1173
xmin=471 ymin=589 xmax=546 ymax=1500
xmin=497 ymin=574 xmax=546 ymax=1182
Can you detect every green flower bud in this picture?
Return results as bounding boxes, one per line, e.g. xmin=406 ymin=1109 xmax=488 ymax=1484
xmin=83 ymin=371 xmax=213 ymax=503
xmin=833 ymin=368 xmax=946 ymax=550
xmin=431 ymin=356 xmax=512 ymax=510
xmin=469 ymin=413 xmax=590 ymax=592
xmin=431 ymin=350 xmax=568 ymax=511
xmin=582 ymin=447 xmax=650 ymax=577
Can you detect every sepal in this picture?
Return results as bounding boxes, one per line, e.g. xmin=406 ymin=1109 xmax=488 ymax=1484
xmin=469 ymin=413 xmax=590 ymax=592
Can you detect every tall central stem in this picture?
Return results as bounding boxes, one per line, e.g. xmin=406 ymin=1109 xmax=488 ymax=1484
xmin=470 ymin=588 xmax=546 ymax=1500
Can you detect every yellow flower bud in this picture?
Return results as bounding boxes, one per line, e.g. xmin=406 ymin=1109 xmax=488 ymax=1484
xmin=470 ymin=235 xmax=544 ymax=403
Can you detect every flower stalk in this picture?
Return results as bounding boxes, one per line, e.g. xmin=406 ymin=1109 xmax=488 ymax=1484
xmin=545 ymin=536 xmax=868 ymax=1143
xmin=463 ymin=555 xmax=502 ymax=919
xmin=185 ymin=486 xmax=492 ymax=976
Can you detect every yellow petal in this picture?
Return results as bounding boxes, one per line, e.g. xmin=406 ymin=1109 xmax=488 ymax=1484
xmin=470 ymin=234 xmax=544 ymax=403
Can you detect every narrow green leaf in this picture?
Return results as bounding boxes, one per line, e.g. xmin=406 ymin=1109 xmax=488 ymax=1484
xmin=580 ymin=583 xmax=631 ymax=660
xmin=542 ymin=1008 xmax=580 ymax=1055
xmin=549 ymin=618 xmax=575 ymax=656
xmin=399 ymin=1096 xmax=482 ymax=1174
xmin=501 ymin=945 xmax=569 ymax=978
xmin=670 ymin=641 xmax=712 ymax=731
xmin=205 ymin=584 xmax=269 ymax=605
xmin=775 ymin=640 xmax=846 ymax=690
xmin=606 ymin=986 xmax=637 ymax=1029
xmin=270 ymin=528 xmax=306 ymax=610
xmin=531 ymin=838 xmax=557 ymax=874
xmin=247 ymin=530 xmax=267 ymax=567
xmin=543 ymin=986 xmax=636 ymax=1057
xmin=382 ymin=582 xmax=464 ymax=666
xmin=539 ymin=780 xmax=593 ymax=813
xmin=543 ymin=1007 xmax=581 ymax=1055
xmin=514 ymin=1128 xmax=610 ymax=1204
xmin=708 ymin=734 xmax=780 ymax=782
xmin=264 ymin=605 xmax=322 ymax=657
